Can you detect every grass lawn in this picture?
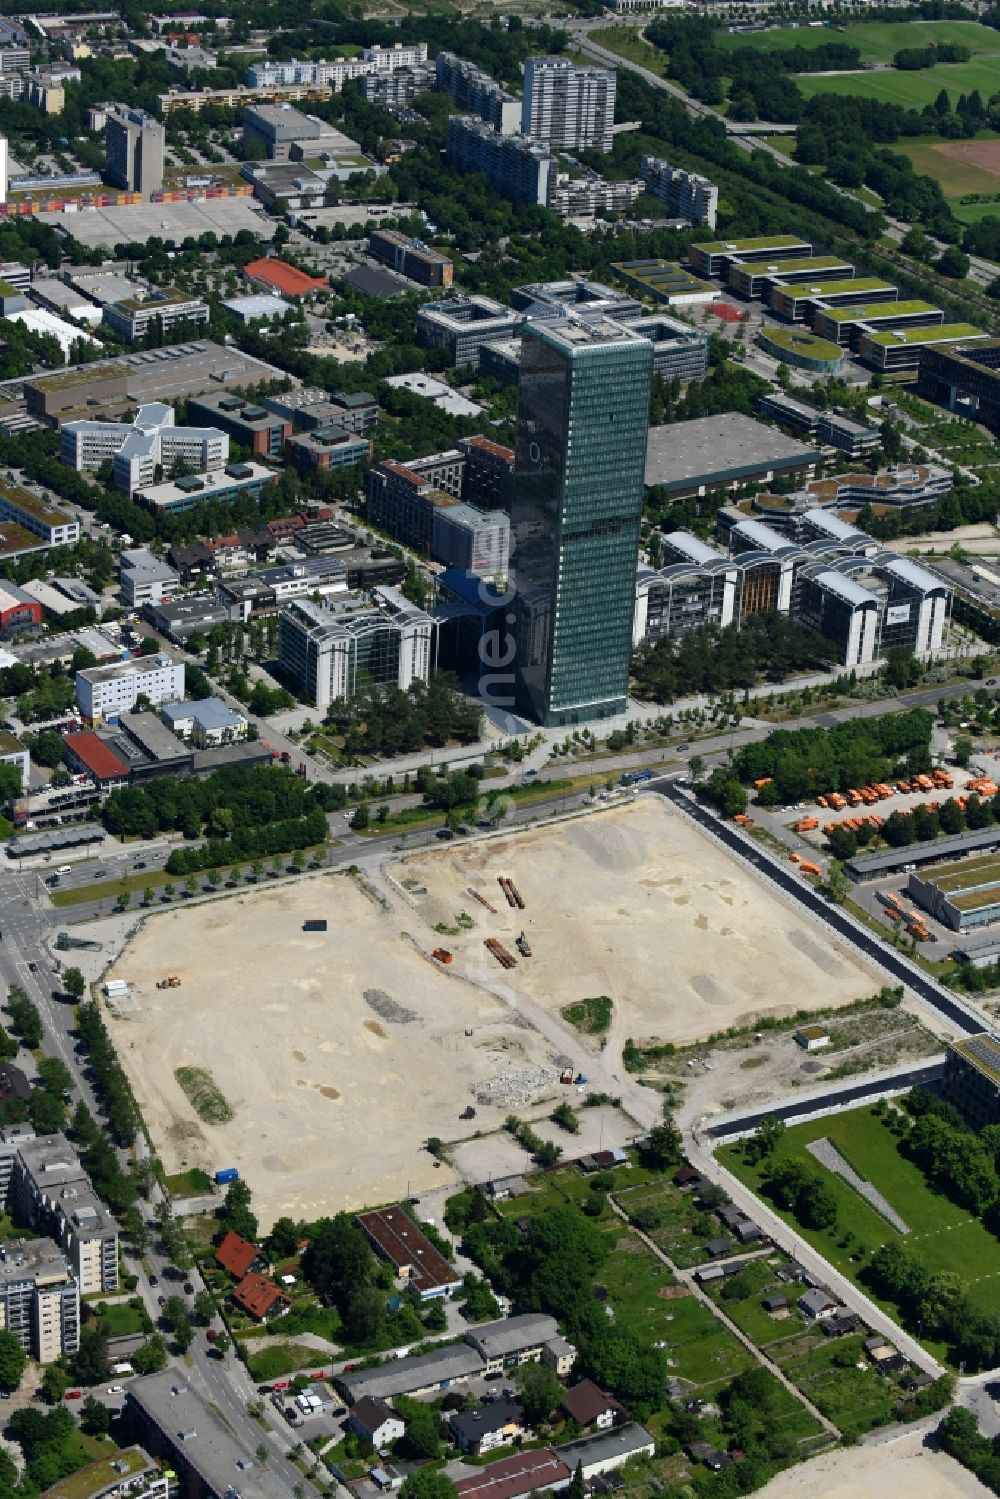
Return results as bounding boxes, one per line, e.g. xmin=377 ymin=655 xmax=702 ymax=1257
xmin=164 ymin=1167 xmax=215 ymax=1198
xmin=894 ymin=136 xmax=1000 ymax=198
xmin=720 ymin=1104 xmax=1000 ymax=1358
xmin=590 ymin=27 xmax=674 ymax=79
xmin=776 ymin=1335 xmax=898 ymax=1439
xmin=798 ymin=60 xmax=1000 ymax=110
xmin=246 ymin=1342 xmax=320 ymax=1381
xmin=91 ymin=1300 xmax=149 ymax=1336
xmin=50 ymin=868 xmax=175 ymax=907
xmin=953 ymin=199 xmax=1000 ymax=226
xmin=599 ymin=1230 xmax=754 ymax=1389
xmin=715 ymin=20 xmax=1000 ymax=63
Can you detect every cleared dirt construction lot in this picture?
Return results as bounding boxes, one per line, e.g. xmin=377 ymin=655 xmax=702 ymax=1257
xmin=392 ymin=798 xmax=882 ymax=1049
xmin=759 ymin=1427 xmax=990 ymax=1499
xmin=104 ymin=877 xmax=557 ymax=1228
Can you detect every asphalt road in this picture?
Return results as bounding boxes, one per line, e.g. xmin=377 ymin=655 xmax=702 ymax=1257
xmin=701 ymin=1060 xmax=947 ymax=1139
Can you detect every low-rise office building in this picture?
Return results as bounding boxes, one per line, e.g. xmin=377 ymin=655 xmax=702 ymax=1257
xmin=789 ymin=462 xmax=952 ymax=511
xmin=728 ymin=253 xmax=853 ymax=303
xmin=917 ymin=337 xmax=1000 ymax=436
xmin=277 ymin=590 xmax=435 ymax=708
xmin=812 ymin=298 xmax=944 ymax=349
xmin=162 ymin=696 xmax=248 ymax=746
xmin=858 ymin=321 xmax=988 ymax=374
xmin=117 ymin=549 xmax=179 ymax=607
xmin=613 ymin=258 xmax=719 ymax=308
xmin=797 ymin=568 xmax=881 ymax=667
xmin=285 ymin=423 xmax=371 ymax=475
xmin=368 ymin=226 xmax=453 ymax=288
xmin=634 ymin=534 xmax=738 ymax=646
xmin=103 ymin=287 xmax=209 ymax=342
xmin=0 ymin=483 xmax=79 ymax=546
xmin=187 ymin=391 xmax=289 ymax=460
xmin=943 ymin=1035 xmax=1000 ymax=1126
xmin=755 ymin=392 xmax=879 ymax=459
xmin=909 ymin=857 xmax=1000 ymax=935
xmin=61 ymin=401 xmax=228 ymax=492
xmin=620 ymin=313 xmax=708 ymax=382
xmin=769 ymin=277 xmax=896 ymax=325
xmin=62 ymin=731 xmax=130 ymax=791
xmin=76 ymin=654 xmax=185 ymax=721
xmin=645 ymin=413 xmax=822 ymax=500
xmin=417 ymin=294 xmax=522 ymax=367
xmin=689 ymin=234 xmax=811 ymax=280
xmin=0 ymin=582 xmax=41 ymax=637
xmin=466 ymin=1313 xmax=577 ymax=1376
xmin=0 ymin=1238 xmax=79 ymax=1363
xmin=135 ymin=461 xmax=276 ymax=515
xmin=357 ymin=1205 xmax=464 ymax=1300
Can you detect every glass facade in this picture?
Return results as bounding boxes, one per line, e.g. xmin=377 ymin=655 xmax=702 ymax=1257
xmin=510 ymin=319 xmax=652 ymax=726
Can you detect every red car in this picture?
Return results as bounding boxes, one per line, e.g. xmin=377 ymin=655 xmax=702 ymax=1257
xmin=66 ymin=1390 xmax=82 ymax=1401
xmin=272 ymin=1379 xmax=291 ymax=1391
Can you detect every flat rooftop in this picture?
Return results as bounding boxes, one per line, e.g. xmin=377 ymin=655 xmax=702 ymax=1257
xmin=696 ymin=234 xmax=808 ymax=254
xmin=735 ymin=254 xmax=849 ymax=276
xmin=40 ymin=195 xmax=277 ymax=251
xmin=817 ymin=299 xmax=940 ymax=324
xmin=862 ymin=321 xmax=986 ymax=348
xmin=775 ymin=277 xmax=894 ymax=300
xmin=645 ymin=413 xmax=821 ymax=490
xmin=127 ymin=1372 xmax=272 ymax=1498
xmin=0 ymin=482 xmax=71 ymax=525
xmin=953 ymin=1034 xmax=1000 ymax=1085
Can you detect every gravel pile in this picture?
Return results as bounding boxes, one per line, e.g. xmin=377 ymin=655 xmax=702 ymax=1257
xmin=475 ymin=1062 xmax=559 ymax=1106
xmin=364 ymin=988 xmax=419 ymax=1025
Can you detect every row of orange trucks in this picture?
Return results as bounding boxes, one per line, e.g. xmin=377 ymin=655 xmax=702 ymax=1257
xmin=879 ymin=890 xmax=933 ymax=943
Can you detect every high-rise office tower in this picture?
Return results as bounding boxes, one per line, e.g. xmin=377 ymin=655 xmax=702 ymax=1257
xmin=521 ymin=56 xmax=616 ymax=153
xmin=105 ymin=104 xmax=164 ymax=195
xmin=508 ymin=317 xmax=652 ymax=727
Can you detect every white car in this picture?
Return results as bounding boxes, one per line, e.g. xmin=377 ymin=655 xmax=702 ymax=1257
xmin=107 ymin=1385 xmax=124 ymax=1395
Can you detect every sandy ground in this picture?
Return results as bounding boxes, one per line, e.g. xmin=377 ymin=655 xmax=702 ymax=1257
xmin=104 ymin=876 xmax=561 ymax=1228
xmin=759 ymin=1428 xmax=990 ymax=1499
xmin=391 ymin=799 xmax=882 ymax=1050
xmin=939 ymin=138 xmax=1000 ymax=177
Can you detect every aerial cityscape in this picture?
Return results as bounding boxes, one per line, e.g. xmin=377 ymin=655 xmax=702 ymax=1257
xmin=0 ymin=1 xmax=999 ymax=1497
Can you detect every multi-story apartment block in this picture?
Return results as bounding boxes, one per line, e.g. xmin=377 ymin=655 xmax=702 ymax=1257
xmin=362 ymin=63 xmax=435 ymax=111
xmin=546 ymin=171 xmax=644 ymax=221
xmin=0 ymin=1127 xmax=118 ymax=1299
xmin=247 ymin=42 xmax=427 ymax=92
xmin=435 ymin=52 xmax=520 ymax=134
xmin=105 ymin=103 xmax=165 ymax=194
xmin=61 ymin=401 xmax=228 ymax=492
xmin=368 ymin=226 xmax=453 ymax=288
xmin=639 ymin=155 xmax=718 ymax=229
xmin=76 ymin=653 xmax=185 ymax=720
xmin=0 ymin=1238 xmax=79 ymax=1363
xmin=0 ymin=482 xmax=79 ymax=545
xmin=277 ymin=589 xmax=436 ymax=708
xmin=521 ymin=56 xmax=615 ymax=152
xmin=446 ymin=115 xmax=552 ymax=206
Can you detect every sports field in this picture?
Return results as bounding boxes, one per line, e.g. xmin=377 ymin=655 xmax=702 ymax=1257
xmin=895 ymin=137 xmax=1000 ymax=198
xmin=797 ymin=59 xmax=1000 ymax=110
xmin=716 ymin=20 xmax=1000 ymax=64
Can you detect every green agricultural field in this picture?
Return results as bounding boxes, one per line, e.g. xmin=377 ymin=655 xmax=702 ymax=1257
xmin=892 ymin=137 xmax=1000 ymax=197
xmin=797 ymin=60 xmax=1000 ymax=111
xmin=716 ymin=20 xmax=1000 ymax=63
xmin=954 ymin=199 xmax=1000 ymax=226
xmin=719 ymin=1104 xmax=1000 ymax=1358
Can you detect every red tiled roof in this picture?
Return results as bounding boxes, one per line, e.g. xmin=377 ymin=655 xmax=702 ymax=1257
xmin=244 ymin=258 xmax=328 ymax=297
xmin=233 ymin=1271 xmax=288 ymax=1320
xmin=455 ymin=1450 xmax=570 ymax=1499
xmin=63 ymin=732 xmax=128 ymax=782
xmin=215 ymin=1230 xmax=259 ymax=1279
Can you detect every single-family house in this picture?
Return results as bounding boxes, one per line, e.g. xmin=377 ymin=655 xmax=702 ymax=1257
xmin=215 ymin=1230 xmax=267 ymax=1280
xmin=560 ymin=1380 xmax=622 ymax=1431
xmin=799 ymin=1289 xmax=836 ymax=1320
xmin=449 ymin=1397 xmax=527 ymax=1455
xmin=347 ymin=1396 xmax=405 ymax=1449
xmin=232 ymin=1271 xmax=291 ymax=1323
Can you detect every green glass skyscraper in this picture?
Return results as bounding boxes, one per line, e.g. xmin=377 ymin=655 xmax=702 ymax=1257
xmin=510 ymin=315 xmax=652 ymax=727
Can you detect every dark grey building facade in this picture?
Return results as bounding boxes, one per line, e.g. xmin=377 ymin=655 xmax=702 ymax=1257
xmin=509 ymin=317 xmax=652 ymax=726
